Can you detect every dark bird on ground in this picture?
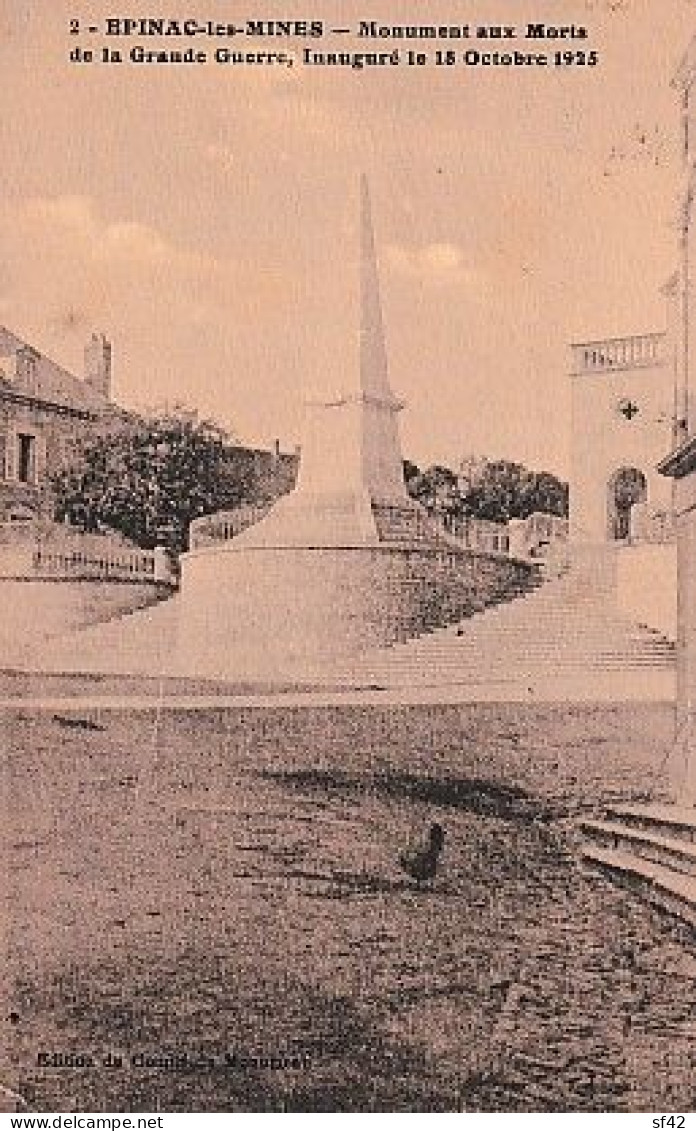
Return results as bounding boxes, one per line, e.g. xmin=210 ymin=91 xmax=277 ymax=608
xmin=399 ymin=822 xmax=446 ymax=887
xmin=53 ymin=714 xmax=105 ymax=732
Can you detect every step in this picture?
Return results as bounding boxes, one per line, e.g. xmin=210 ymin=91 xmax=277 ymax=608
xmin=441 ymin=623 xmax=672 ymax=642
xmin=360 ymin=645 xmax=674 ymax=662
xmin=358 ymin=645 xmax=674 ymax=663
xmin=445 ymin=618 xmax=672 ymax=634
xmin=323 ymin=669 xmax=675 ymax=702
xmin=580 ymin=844 xmax=696 ymax=928
xmin=604 ymin=803 xmax=696 ymax=844
xmin=580 ymin=817 xmax=696 ymax=878
xmin=375 ymin=623 xmax=665 ymax=640
xmin=357 ymin=656 xmax=675 ymax=677
xmin=434 ymin=623 xmax=670 ymax=640
xmin=373 ymin=626 xmax=673 ymax=646
xmin=409 ymin=610 xmax=671 ymax=636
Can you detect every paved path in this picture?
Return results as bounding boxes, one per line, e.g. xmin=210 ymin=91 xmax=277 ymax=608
xmin=0 ymin=670 xmax=675 ymax=712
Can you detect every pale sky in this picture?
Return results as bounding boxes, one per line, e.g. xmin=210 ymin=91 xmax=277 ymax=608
xmin=1 ymin=0 xmax=694 ymax=476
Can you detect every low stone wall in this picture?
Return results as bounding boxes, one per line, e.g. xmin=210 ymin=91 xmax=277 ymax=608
xmin=569 ymin=541 xmax=678 ymax=640
xmin=177 ymin=542 xmax=533 ymax=680
xmin=0 ymin=524 xmax=172 ymax=584
xmin=616 ymin=542 xmax=677 ymax=641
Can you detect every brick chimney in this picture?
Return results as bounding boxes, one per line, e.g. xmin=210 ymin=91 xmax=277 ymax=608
xmin=84 ymin=332 xmax=112 ymax=400
xmin=16 ymin=345 xmax=39 ymax=393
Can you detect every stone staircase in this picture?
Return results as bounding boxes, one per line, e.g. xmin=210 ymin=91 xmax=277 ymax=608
xmin=14 ymin=563 xmax=677 ymax=696
xmin=579 ymin=803 xmax=696 ymax=928
xmin=340 ymin=571 xmax=676 ymax=694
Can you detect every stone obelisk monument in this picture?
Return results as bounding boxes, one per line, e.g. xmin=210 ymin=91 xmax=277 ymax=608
xmin=215 ymin=175 xmax=417 ymax=549
xmin=292 ymin=175 xmax=411 ymax=525
xmin=177 ymin=178 xmax=526 ymax=679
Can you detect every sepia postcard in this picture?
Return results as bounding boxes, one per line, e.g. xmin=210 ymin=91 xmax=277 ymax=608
xmin=2 ymin=0 xmax=696 ymax=1116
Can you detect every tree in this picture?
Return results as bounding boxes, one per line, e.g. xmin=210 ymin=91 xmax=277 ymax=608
xmin=51 ymin=414 xmax=254 ymax=553
xmin=407 ymin=465 xmax=459 ymax=518
xmin=402 ymin=459 xmax=421 ymax=487
xmin=462 ymin=461 xmax=568 ymax=523
xmin=404 ymin=456 xmax=568 ymax=525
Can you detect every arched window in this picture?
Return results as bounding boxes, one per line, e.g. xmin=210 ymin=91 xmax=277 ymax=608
xmin=607 ymin=467 xmax=647 ymax=541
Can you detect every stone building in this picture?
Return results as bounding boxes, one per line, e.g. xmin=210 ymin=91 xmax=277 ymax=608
xmin=0 ymin=323 xmax=300 ymax=540
xmin=570 ymin=330 xmax=676 ymax=547
xmin=568 ymin=321 xmax=679 ymax=636
xmin=0 ymin=326 xmax=127 ymax=523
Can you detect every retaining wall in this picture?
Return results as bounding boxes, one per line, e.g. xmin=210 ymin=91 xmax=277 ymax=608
xmin=177 ymin=542 xmax=532 ymax=680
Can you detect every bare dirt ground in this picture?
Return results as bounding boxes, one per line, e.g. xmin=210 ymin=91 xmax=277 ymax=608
xmin=5 ymin=699 xmax=696 ymax=1112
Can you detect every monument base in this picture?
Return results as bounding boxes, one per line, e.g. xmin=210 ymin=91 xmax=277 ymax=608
xmin=177 ymin=542 xmax=532 ymax=681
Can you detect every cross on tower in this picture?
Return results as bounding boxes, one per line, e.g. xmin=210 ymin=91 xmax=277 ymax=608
xmin=618 ymin=398 xmax=640 ymax=420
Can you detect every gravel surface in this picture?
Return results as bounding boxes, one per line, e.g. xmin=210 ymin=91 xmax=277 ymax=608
xmin=5 ymin=700 xmax=695 ymax=1112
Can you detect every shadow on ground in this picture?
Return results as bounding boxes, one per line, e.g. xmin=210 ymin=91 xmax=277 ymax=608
xmin=261 ymin=768 xmax=556 ymax=819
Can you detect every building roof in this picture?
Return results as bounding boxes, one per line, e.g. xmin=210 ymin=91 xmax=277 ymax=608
xmin=658 ymin=435 xmax=696 ymax=479
xmin=0 ymin=325 xmax=109 ymax=415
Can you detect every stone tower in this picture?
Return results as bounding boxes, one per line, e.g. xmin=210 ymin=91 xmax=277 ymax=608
xmin=569 ymin=331 xmax=675 ymax=546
